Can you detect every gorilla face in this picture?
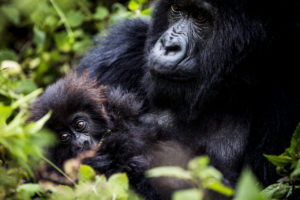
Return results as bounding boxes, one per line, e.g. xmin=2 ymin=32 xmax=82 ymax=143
xmin=148 ymin=1 xmax=214 ymax=80
xmin=29 ymin=74 xmax=109 ymax=167
xmin=45 ymin=111 xmax=103 ymax=162
xmin=144 ymin=0 xmax=267 ymax=115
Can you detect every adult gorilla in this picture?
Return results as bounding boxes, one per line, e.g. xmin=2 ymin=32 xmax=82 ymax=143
xmin=77 ymin=0 xmax=300 ymax=187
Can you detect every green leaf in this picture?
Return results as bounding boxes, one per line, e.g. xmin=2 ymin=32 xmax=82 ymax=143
xmin=93 ymin=6 xmax=109 ymax=20
xmin=15 ymin=80 xmax=38 ymax=94
xmin=263 ymin=182 xmax=291 ymax=199
xmin=78 ymin=165 xmax=95 ymax=184
xmin=137 ymin=0 xmax=148 ymax=4
xmin=54 ymin=32 xmax=72 ymax=52
xmin=12 ymin=88 xmax=43 ymax=109
xmin=188 ymin=156 xmax=210 ymax=171
xmin=288 ymin=123 xmax=300 ymax=156
xmin=196 ymin=166 xmax=223 ymax=181
xmin=33 ymin=26 xmax=46 ymax=51
xmin=291 ymin=159 xmax=300 ymax=177
xmin=147 ymin=166 xmax=193 ymax=180
xmin=128 ymin=189 xmax=143 ymax=200
xmin=66 ymin=10 xmax=85 ymax=28
xmin=141 ymin=8 xmax=152 ymax=16
xmin=0 ymin=104 xmax=13 ymax=126
xmin=44 ymin=15 xmax=59 ymax=29
xmin=26 ymin=111 xmax=51 ymax=134
xmin=264 ymin=154 xmax=293 ymax=168
xmin=0 ymin=60 xmax=22 ymax=75
xmin=128 ymin=1 xmax=139 ymax=11
xmin=0 ymin=6 xmax=20 ymax=25
xmin=17 ymin=183 xmax=42 ymax=199
xmin=73 ymin=37 xmax=92 ymax=53
xmin=234 ymin=170 xmax=267 ymax=200
xmin=50 ymin=50 xmax=60 ymax=61
xmin=50 ymin=185 xmax=75 ymax=199
xmin=107 ymin=173 xmax=129 ymax=199
xmin=172 ymin=189 xmax=203 ymax=200
xmin=203 ymin=181 xmax=234 ymax=197
xmin=0 ymin=50 xmax=18 ymax=62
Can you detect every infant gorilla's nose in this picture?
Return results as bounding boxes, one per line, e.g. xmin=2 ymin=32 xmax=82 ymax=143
xmin=83 ymin=140 xmax=91 ymax=150
xmin=75 ymin=140 xmax=91 ymax=151
xmin=71 ymin=138 xmax=92 ymax=153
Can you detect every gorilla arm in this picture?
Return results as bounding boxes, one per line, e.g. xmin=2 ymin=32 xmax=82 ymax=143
xmin=76 ymin=19 xmax=149 ymax=94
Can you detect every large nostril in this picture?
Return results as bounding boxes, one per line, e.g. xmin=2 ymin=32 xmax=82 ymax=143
xmin=161 ymin=36 xmax=182 ymax=55
xmin=83 ymin=141 xmax=90 ymax=150
xmin=165 ymin=44 xmax=181 ymax=53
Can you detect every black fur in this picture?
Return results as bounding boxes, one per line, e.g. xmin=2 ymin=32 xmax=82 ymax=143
xmin=30 ymin=73 xmax=176 ymax=199
xmin=76 ymin=19 xmax=149 ymax=95
xmin=29 ymin=74 xmax=109 ymax=168
xmin=75 ymin=0 xmax=300 ymax=196
xmin=83 ymin=88 xmax=194 ymax=200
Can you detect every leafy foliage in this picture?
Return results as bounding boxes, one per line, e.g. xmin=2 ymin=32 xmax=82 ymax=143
xmin=147 ymin=156 xmax=234 ymax=200
xmin=0 ymin=71 xmax=54 ymax=199
xmin=263 ymin=124 xmax=300 ymax=199
xmin=0 ymin=0 xmax=149 ymax=199
xmin=0 ymin=0 xmax=151 ymax=86
xmin=234 ymin=170 xmax=267 ymax=200
xmin=43 ymin=168 xmax=141 ymax=200
xmin=0 ymin=0 xmax=299 ymax=199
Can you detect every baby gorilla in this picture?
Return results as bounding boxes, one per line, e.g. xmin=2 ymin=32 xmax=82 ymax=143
xmin=29 ymin=73 xmax=192 ymax=200
xmin=29 ymin=74 xmax=111 ymax=168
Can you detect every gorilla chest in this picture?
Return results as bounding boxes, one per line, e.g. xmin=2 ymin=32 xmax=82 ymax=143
xmin=179 ymin=115 xmax=250 ymax=170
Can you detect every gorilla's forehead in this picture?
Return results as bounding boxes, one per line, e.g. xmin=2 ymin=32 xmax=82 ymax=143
xmin=167 ymin=0 xmax=249 ymax=8
xmin=169 ymin=0 xmax=212 ymax=7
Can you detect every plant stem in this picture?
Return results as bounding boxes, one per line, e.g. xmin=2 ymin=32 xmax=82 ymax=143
xmin=40 ymin=154 xmax=77 ymax=186
xmin=49 ymin=0 xmax=74 ymax=40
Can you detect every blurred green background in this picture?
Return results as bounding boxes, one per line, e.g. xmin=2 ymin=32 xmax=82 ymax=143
xmin=0 ymin=0 xmax=151 ymax=89
xmin=0 ymin=1 xmax=153 ymax=199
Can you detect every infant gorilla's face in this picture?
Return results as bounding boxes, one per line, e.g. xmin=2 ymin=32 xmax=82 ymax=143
xmin=29 ymin=73 xmax=110 ymax=166
xmin=46 ymin=111 xmax=104 ymax=155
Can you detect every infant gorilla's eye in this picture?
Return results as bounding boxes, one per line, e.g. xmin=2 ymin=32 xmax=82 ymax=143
xmin=171 ymin=4 xmax=181 ymax=13
xmin=60 ymin=133 xmax=70 ymax=142
xmin=74 ymin=120 xmax=87 ymax=131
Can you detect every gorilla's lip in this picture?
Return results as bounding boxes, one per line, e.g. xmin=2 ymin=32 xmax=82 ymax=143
xmin=149 ymin=68 xmax=194 ymax=82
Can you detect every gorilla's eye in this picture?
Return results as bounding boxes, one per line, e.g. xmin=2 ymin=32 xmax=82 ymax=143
xmin=197 ymin=15 xmax=205 ymax=21
xmin=171 ymin=4 xmax=181 ymax=13
xmin=60 ymin=133 xmax=70 ymax=142
xmin=74 ymin=120 xmax=87 ymax=131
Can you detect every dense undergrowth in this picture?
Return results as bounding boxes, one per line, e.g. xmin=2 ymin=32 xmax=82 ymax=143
xmin=0 ymin=0 xmax=299 ymax=199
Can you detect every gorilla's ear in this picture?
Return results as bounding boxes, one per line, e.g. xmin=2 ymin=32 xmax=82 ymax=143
xmin=106 ymin=87 xmax=144 ymax=122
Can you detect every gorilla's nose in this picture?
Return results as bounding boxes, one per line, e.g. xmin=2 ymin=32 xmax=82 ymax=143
xmin=161 ymin=37 xmax=182 ymax=56
xmin=83 ymin=140 xmax=90 ymax=150
xmin=73 ymin=140 xmax=90 ymax=152
xmin=158 ymin=35 xmax=186 ymax=64
xmin=150 ymin=29 xmax=187 ymax=72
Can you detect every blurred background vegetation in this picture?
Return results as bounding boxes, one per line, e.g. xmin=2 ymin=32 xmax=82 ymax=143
xmin=0 ymin=0 xmax=300 ymax=199
xmin=0 ymin=1 xmax=152 ymax=199
xmin=0 ymin=0 xmax=151 ymax=88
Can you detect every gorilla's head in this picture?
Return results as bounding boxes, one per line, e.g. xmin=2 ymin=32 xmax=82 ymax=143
xmin=143 ymin=0 xmax=295 ymax=118
xmin=29 ymin=74 xmax=110 ymax=167
xmin=29 ymin=73 xmax=144 ymax=168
